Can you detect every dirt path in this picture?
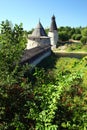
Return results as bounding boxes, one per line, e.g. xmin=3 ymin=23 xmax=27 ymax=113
xmin=53 ymin=51 xmax=87 ymax=58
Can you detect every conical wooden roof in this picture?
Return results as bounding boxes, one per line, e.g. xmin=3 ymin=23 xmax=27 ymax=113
xmin=31 ymin=21 xmax=47 ymax=37
xmin=49 ymin=15 xmax=57 ymax=32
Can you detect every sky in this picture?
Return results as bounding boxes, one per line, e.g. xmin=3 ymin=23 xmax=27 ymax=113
xmin=0 ymin=0 xmax=87 ymax=31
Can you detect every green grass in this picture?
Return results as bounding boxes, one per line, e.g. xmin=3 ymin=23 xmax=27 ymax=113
xmin=55 ymin=42 xmax=87 ymax=53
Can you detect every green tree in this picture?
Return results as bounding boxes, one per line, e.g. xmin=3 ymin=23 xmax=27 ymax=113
xmin=72 ymin=34 xmax=82 ymax=40
xmin=72 ymin=34 xmax=76 ymax=40
xmin=0 ymin=20 xmax=27 ymax=85
xmin=75 ymin=34 xmax=82 ymax=40
xmin=81 ymin=27 xmax=87 ymax=37
xmin=75 ymin=27 xmax=81 ymax=34
xmin=0 ymin=20 xmax=35 ymax=130
xmin=59 ymin=31 xmax=69 ymax=41
xmin=81 ymin=37 xmax=87 ymax=44
xmin=81 ymin=27 xmax=87 ymax=44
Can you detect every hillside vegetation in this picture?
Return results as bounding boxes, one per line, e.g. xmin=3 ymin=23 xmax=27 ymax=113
xmin=55 ymin=26 xmax=87 ymax=52
xmin=54 ymin=42 xmax=87 ymax=52
xmin=0 ymin=21 xmax=87 ymax=130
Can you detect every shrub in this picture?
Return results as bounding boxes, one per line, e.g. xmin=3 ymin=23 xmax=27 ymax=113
xmin=59 ymin=31 xmax=69 ymax=41
xmin=75 ymin=34 xmax=82 ymax=40
xmin=72 ymin=34 xmax=76 ymax=40
xmin=81 ymin=37 xmax=87 ymax=44
xmin=72 ymin=34 xmax=82 ymax=40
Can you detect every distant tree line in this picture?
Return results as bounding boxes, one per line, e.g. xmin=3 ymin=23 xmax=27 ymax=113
xmin=58 ymin=26 xmax=87 ymax=44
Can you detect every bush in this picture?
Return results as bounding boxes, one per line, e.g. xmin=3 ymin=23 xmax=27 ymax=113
xmin=72 ymin=34 xmax=82 ymax=40
xmin=75 ymin=34 xmax=82 ymax=40
xmin=81 ymin=37 xmax=87 ymax=44
xmin=72 ymin=34 xmax=76 ymax=40
xmin=59 ymin=31 xmax=69 ymax=41
xmin=67 ymin=42 xmax=83 ymax=51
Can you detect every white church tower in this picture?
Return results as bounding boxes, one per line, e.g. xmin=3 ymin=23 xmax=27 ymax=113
xmin=48 ymin=15 xmax=58 ymax=48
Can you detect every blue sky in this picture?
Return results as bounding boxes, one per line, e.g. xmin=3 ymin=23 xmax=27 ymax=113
xmin=0 ymin=0 xmax=87 ymax=31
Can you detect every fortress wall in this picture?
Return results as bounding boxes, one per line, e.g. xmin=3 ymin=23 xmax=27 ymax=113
xmin=26 ymin=38 xmax=50 ymax=49
xmin=31 ymin=50 xmax=51 ymax=67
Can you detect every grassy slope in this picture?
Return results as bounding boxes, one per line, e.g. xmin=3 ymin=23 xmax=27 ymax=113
xmin=54 ymin=42 xmax=87 ymax=53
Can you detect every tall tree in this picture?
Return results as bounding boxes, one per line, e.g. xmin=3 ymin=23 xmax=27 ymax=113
xmin=0 ymin=20 xmax=27 ymax=85
xmin=81 ymin=27 xmax=87 ymax=44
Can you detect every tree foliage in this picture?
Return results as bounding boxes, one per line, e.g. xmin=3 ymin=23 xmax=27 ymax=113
xmin=58 ymin=26 xmax=82 ymax=42
xmin=81 ymin=27 xmax=87 ymax=44
xmin=0 ymin=20 xmax=27 ymax=85
xmin=58 ymin=31 xmax=69 ymax=41
xmin=81 ymin=27 xmax=87 ymax=37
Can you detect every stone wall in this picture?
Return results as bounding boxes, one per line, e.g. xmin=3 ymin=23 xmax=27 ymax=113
xmin=31 ymin=50 xmax=51 ymax=67
xmin=26 ymin=39 xmax=39 ymax=49
xmin=21 ymin=44 xmax=51 ymax=67
xmin=26 ymin=38 xmax=50 ymax=49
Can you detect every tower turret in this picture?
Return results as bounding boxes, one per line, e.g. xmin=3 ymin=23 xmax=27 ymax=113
xmin=27 ymin=21 xmax=50 ymax=49
xmin=48 ymin=15 xmax=58 ymax=48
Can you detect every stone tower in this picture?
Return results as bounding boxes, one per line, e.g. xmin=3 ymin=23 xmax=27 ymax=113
xmin=48 ymin=15 xmax=58 ymax=48
xmin=27 ymin=21 xmax=50 ymax=49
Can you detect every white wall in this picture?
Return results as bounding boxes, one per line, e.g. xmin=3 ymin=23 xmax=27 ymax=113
xmin=48 ymin=30 xmax=58 ymax=48
xmin=26 ymin=39 xmax=39 ymax=49
xmin=26 ymin=38 xmax=50 ymax=49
